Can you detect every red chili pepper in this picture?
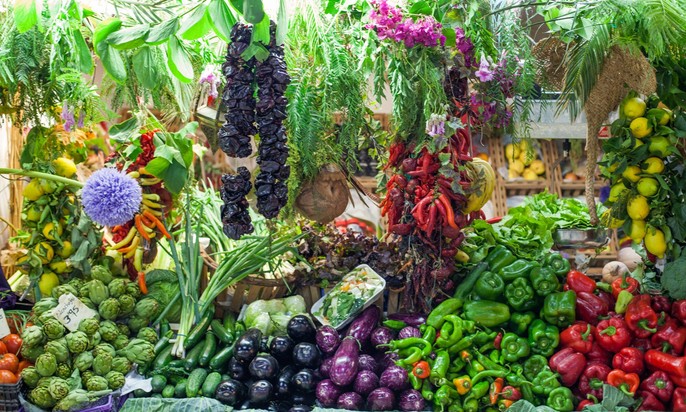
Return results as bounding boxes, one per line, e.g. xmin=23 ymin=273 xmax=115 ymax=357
xmin=611 ymin=275 xmax=640 ymax=299
xmin=645 ymin=350 xmax=686 ymax=378
xmin=561 ymin=322 xmax=595 ymax=353
xmin=412 ymin=195 xmax=433 ymax=226
xmin=625 ymin=294 xmax=659 ymax=338
xmin=576 ymin=399 xmax=595 ymax=411
xmin=652 ymin=318 xmax=686 ymax=354
xmin=494 ymin=332 xmax=503 ymax=350
xmin=640 ymin=371 xmax=675 ymax=403
xmin=672 ymin=300 xmax=686 ymax=326
xmin=137 ymin=271 xmax=148 ymax=295
xmin=412 ymin=361 xmax=430 ymax=379
xmin=134 ymin=215 xmax=152 ymax=241
xmin=594 ymin=318 xmax=632 ymax=353
xmin=425 ymin=203 xmax=438 ymax=235
xmin=576 ymin=292 xmax=610 ymax=326
xmin=672 ymin=387 xmax=686 ymax=411
xmin=438 ymin=194 xmax=458 ymax=229
xmin=549 ymin=347 xmax=587 ymax=387
xmin=142 ymin=210 xmax=171 ymax=239
xmin=565 ymin=270 xmax=597 ymax=294
xmin=578 ymin=362 xmax=611 ymax=400
xmin=489 ymin=377 xmax=504 ymax=405
xmin=500 ymin=385 xmax=521 ymax=401
xmin=607 ymin=369 xmax=640 ymax=396
xmin=612 ymin=347 xmax=644 ymax=375
xmin=636 ymin=390 xmax=666 ymax=412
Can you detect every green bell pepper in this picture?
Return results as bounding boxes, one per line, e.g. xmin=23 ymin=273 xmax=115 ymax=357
xmin=523 ymin=354 xmax=551 ymax=381
xmin=547 ymin=387 xmax=574 ymax=411
xmin=528 ymin=319 xmax=560 ymax=357
xmin=501 ymin=259 xmax=538 ymax=281
xmin=454 ymin=263 xmax=489 ymax=301
xmin=545 ymin=253 xmax=571 ymax=277
xmin=436 ymin=315 xmax=464 ymax=348
xmin=509 ymin=311 xmax=535 ymax=336
xmin=541 ymin=290 xmax=576 ymax=328
xmin=500 ymin=333 xmax=531 ymax=362
xmin=504 ymin=278 xmax=536 ymax=312
xmin=484 ymin=245 xmax=516 ymax=273
xmin=430 ymin=350 xmax=451 ymax=386
xmin=474 ymin=271 xmax=505 ymax=300
xmin=463 ymin=300 xmax=511 ymax=328
xmin=529 ymin=267 xmax=560 ymax=297
xmin=532 ymin=369 xmax=561 ymax=396
xmin=428 ymin=298 xmax=464 ymax=329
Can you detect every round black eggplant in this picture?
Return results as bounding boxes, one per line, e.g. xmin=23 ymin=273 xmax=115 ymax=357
xmin=270 ymin=400 xmax=292 ymax=412
xmin=291 ymin=368 xmax=317 ymax=393
xmin=292 ymin=342 xmax=321 ymax=369
xmin=227 ymin=357 xmax=248 ymax=380
xmin=292 ymin=392 xmax=316 ymax=406
xmin=249 ymin=380 xmax=274 ymax=405
xmin=287 ymin=315 xmax=316 ymax=343
xmin=214 ymin=379 xmax=247 ymax=406
xmin=276 ymin=365 xmax=297 ymax=397
xmin=270 ymin=335 xmax=295 ymax=363
xmin=234 ymin=328 xmax=262 ymax=364
xmin=249 ymin=354 xmax=280 ymax=381
xmin=260 ymin=336 xmax=271 ymax=353
xmin=289 ymin=405 xmax=313 ymax=412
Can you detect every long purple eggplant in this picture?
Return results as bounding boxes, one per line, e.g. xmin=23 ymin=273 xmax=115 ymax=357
xmin=346 ymin=305 xmax=380 ymax=344
xmin=330 ymin=337 xmax=359 ymax=386
xmin=387 ymin=313 xmax=427 ymax=328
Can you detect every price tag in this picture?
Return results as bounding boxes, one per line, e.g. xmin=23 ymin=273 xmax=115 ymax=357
xmin=0 ymin=310 xmax=11 ymax=339
xmin=53 ymin=293 xmax=97 ymax=332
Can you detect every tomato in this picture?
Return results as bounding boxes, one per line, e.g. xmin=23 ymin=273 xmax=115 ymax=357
xmin=2 ymin=334 xmax=22 ymax=355
xmin=0 ymin=370 xmax=18 ymax=384
xmin=0 ymin=353 xmax=20 ymax=374
xmin=0 ymin=342 xmax=8 ymax=355
xmin=17 ymin=360 xmax=31 ymax=374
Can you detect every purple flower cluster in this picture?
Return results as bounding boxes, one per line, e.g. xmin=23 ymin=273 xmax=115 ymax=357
xmin=60 ymin=102 xmax=84 ymax=131
xmin=455 ymin=28 xmax=476 ymax=67
xmin=82 ymin=168 xmax=142 ymax=227
xmin=366 ymin=0 xmax=445 ymax=48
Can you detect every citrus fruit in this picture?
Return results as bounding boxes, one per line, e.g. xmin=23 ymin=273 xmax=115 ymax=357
xmin=623 ymin=97 xmax=647 ymax=119
xmin=49 ymin=260 xmax=68 ymax=274
xmin=648 ymin=108 xmax=671 ymax=126
xmin=637 ymin=177 xmax=659 ymax=197
xmin=504 ymin=144 xmax=521 ymax=162
xmin=608 ymin=182 xmax=628 ymax=203
xmin=33 ymin=242 xmax=54 ymax=264
xmin=648 ymin=136 xmax=671 ymax=157
xmin=522 ymin=168 xmax=538 ymax=181
xmin=601 ymin=210 xmax=624 ymax=229
xmin=622 ymin=165 xmax=642 ymax=183
xmin=25 ymin=205 xmax=42 ymax=222
xmin=519 ymin=151 xmax=533 ymax=166
xmin=630 ymin=117 xmax=652 ymax=138
xmin=530 ymin=159 xmax=545 ymax=175
xmin=52 ymin=157 xmax=77 ymax=178
xmin=507 ymin=169 xmax=520 ymax=180
xmin=58 ymin=241 xmax=74 ymax=259
xmin=39 ymin=179 xmax=57 ymax=194
xmin=475 ymin=153 xmax=489 ymax=161
xmin=627 ymin=195 xmax=650 ymax=220
xmin=629 ymin=219 xmax=647 ymax=242
xmin=509 ymin=159 xmax=525 ymax=174
xmin=42 ymin=222 xmax=63 ymax=241
xmin=22 ymin=180 xmax=44 ymax=202
xmin=38 ymin=272 xmax=60 ymax=297
xmin=642 ymin=157 xmax=665 ymax=174
xmin=644 ymin=226 xmax=667 ymax=258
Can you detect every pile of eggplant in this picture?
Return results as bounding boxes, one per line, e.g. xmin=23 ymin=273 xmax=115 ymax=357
xmin=316 ymin=306 xmax=425 ymax=411
xmin=214 ymin=315 xmax=322 ymax=411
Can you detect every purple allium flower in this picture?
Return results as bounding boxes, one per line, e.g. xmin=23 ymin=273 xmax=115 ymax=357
xmin=82 ymin=168 xmax=142 ymax=227
xmin=475 ymin=56 xmax=494 ymax=82
xmin=61 ymin=102 xmax=76 ymax=132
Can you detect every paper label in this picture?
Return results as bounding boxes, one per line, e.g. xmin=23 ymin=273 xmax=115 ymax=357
xmin=0 ymin=310 xmax=11 ymax=339
xmin=53 ymin=293 xmax=97 ymax=332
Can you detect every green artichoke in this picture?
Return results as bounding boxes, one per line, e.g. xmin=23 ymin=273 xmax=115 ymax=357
xmin=126 ymin=283 xmax=141 ymax=299
xmin=44 ymin=338 xmax=69 ymax=363
xmin=111 ymin=356 xmax=132 ymax=375
xmin=93 ymin=343 xmax=116 ymax=358
xmin=48 ymin=377 xmax=70 ymax=401
xmin=99 ymin=321 xmax=119 ymax=342
xmin=38 ymin=311 xmax=58 ymax=326
xmin=81 ymin=370 xmax=94 ymax=385
xmin=36 ymin=353 xmax=58 ymax=377
xmin=98 ymin=298 xmax=121 ymax=321
xmin=67 ymin=278 xmax=85 ymax=292
xmin=51 ymin=284 xmax=78 ymax=300
xmin=29 ymin=386 xmax=56 ymax=409
xmin=22 ymin=325 xmax=46 ymax=348
xmin=81 ymin=297 xmax=96 ymax=310
xmin=43 ymin=318 xmax=66 ymax=340
xmin=54 ymin=389 xmax=111 ymax=412
xmin=137 ymin=327 xmax=158 ymax=344
xmin=37 ymin=376 xmax=58 ymax=388
xmin=74 ymin=351 xmax=94 ymax=372
xmin=33 ymin=298 xmax=58 ymax=318
xmin=112 ymin=334 xmax=130 ymax=350
xmin=127 ymin=316 xmax=149 ymax=334
xmin=135 ymin=298 xmax=160 ymax=319
xmin=108 ymin=278 xmax=128 ymax=298
xmin=91 ymin=265 xmax=113 ymax=285
xmin=65 ymin=331 xmax=89 ymax=354
xmin=88 ymin=331 xmax=102 ymax=350
xmin=20 ymin=343 xmax=43 ymax=362
xmin=85 ymin=375 xmax=109 ymax=391
xmin=118 ymin=294 xmax=136 ymax=316
xmin=116 ymin=338 xmax=155 ymax=366
xmin=78 ymin=318 xmax=100 ymax=336
xmin=21 ymin=366 xmax=41 ymax=388
xmin=93 ymin=352 xmax=112 ymax=376
xmin=88 ymin=279 xmax=110 ymax=306
xmin=78 ymin=282 xmax=90 ymax=298
xmin=55 ymin=363 xmax=71 ymax=379
xmin=117 ymin=323 xmax=130 ymax=336
xmin=105 ymin=371 xmax=125 ymax=390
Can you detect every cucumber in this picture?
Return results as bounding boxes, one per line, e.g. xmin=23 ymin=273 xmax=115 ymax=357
xmin=174 ymin=379 xmax=187 ymax=398
xmin=201 ymin=371 xmax=222 ymax=397
xmin=209 ymin=345 xmax=234 ymax=371
xmin=161 ymin=384 xmax=175 ymax=398
xmin=184 ymin=339 xmax=205 ymax=371
xmin=185 ymin=308 xmax=214 ymax=350
xmin=167 ymin=359 xmax=185 ymax=369
xmin=133 ymin=388 xmax=148 ymax=398
xmin=186 ymin=368 xmax=209 ymax=398
xmin=153 ymin=344 xmax=174 ymax=370
xmin=198 ymin=333 xmax=217 ymax=367
xmin=223 ymin=312 xmax=236 ymax=331
xmin=150 ymin=375 xmax=167 ymax=393
xmin=211 ymin=320 xmax=233 ymax=344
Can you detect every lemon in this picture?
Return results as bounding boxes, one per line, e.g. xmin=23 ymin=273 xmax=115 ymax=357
xmin=510 ymin=159 xmax=525 ymax=174
xmin=644 ymin=226 xmax=667 ymax=258
xmin=608 ymin=181 xmax=628 ymax=203
xmin=53 ymin=157 xmax=77 ymax=178
xmin=34 ymin=242 xmax=54 ymax=264
xmin=629 ymin=219 xmax=647 ymax=242
xmin=522 ymin=168 xmax=538 ymax=181
xmin=608 ymin=163 xmax=619 ymax=173
xmin=39 ymin=179 xmax=57 ymax=194
xmin=519 ymin=151 xmax=533 ymax=166
xmin=59 ymin=241 xmax=74 ymax=259
xmin=530 ymin=159 xmax=546 ymax=175
xmin=49 ymin=260 xmax=68 ymax=274
xmin=637 ymin=177 xmax=659 ymax=197
xmin=25 ymin=205 xmax=42 ymax=222
xmin=649 ymin=136 xmax=671 ymax=157
xmin=42 ymin=222 xmax=64 ymax=241
xmin=504 ymin=144 xmax=521 ymax=162
xmin=627 ymin=195 xmax=650 ymax=220
xmin=634 ymin=138 xmax=644 ymax=149
xmin=623 ymin=97 xmax=647 ymax=119
xmin=622 ymin=165 xmax=642 ymax=183
xmin=642 ymin=157 xmax=665 ymax=174
xmin=630 ymin=117 xmax=653 ymax=138
xmin=648 ymin=108 xmax=671 ymax=126
xmin=601 ymin=210 xmax=625 ymax=229
xmin=507 ymin=169 xmax=520 ymax=180
xmin=23 ymin=180 xmax=44 ymax=202
xmin=38 ymin=272 xmax=60 ymax=297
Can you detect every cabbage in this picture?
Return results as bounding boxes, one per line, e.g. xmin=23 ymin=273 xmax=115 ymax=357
xmin=144 ymin=269 xmax=181 ymax=322
xmin=284 ymin=295 xmax=306 ymax=314
xmin=250 ymin=312 xmax=272 ymax=335
xmin=244 ymin=300 xmax=270 ymax=326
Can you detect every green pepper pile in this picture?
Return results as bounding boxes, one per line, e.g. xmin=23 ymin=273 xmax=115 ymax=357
xmin=386 ymin=246 xmax=577 ymax=411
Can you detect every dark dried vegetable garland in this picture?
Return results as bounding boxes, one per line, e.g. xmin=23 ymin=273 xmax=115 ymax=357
xmin=220 ymin=166 xmax=254 ymax=239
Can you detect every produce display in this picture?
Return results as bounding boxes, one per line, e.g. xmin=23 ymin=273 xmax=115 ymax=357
xmin=504 ymin=141 xmax=546 ymax=181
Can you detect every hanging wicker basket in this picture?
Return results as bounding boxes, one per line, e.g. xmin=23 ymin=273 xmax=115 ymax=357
xmin=295 ymin=164 xmax=350 ymax=224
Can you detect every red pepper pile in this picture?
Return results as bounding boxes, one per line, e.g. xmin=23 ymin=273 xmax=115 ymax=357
xmin=552 ymin=270 xmax=686 ymax=411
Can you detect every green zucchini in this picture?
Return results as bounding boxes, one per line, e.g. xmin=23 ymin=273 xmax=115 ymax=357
xmin=186 ymin=368 xmax=209 ymax=398
xmin=201 ymin=371 xmax=222 ymax=397
xmin=209 ymin=345 xmax=234 ymax=371
xmin=185 ymin=308 xmax=215 ymax=350
xmin=150 ymin=375 xmax=167 ymax=393
xmin=223 ymin=312 xmax=236 ymax=331
xmin=199 ymin=333 xmax=218 ymax=367
xmin=184 ymin=339 xmax=205 ymax=371
xmin=161 ymin=384 xmax=175 ymax=398
xmin=211 ymin=320 xmax=233 ymax=344
xmin=153 ymin=344 xmax=173 ymax=370
xmin=174 ymin=379 xmax=187 ymax=398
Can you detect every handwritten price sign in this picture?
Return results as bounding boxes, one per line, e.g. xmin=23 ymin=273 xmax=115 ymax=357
xmin=0 ymin=310 xmax=11 ymax=339
xmin=53 ymin=293 xmax=97 ymax=332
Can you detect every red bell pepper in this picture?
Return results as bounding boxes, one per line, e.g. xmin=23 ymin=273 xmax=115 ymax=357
xmin=594 ymin=318 xmax=632 ymax=353
xmin=640 ymin=371 xmax=675 ymax=403
xmin=633 ymin=337 xmax=653 ymax=353
xmin=672 ymin=374 xmax=686 ymax=388
xmin=645 ymin=350 xmax=686 ymax=378
xmin=549 ymin=347 xmax=587 ymax=387
xmin=586 ymin=341 xmax=612 ymax=365
xmin=576 ymin=399 xmax=595 ymax=411
xmin=607 ymin=369 xmax=640 ymax=396
xmin=597 ymin=290 xmax=616 ymax=311
xmin=565 ymin=270 xmax=597 ymax=294
xmin=611 ymin=275 xmax=640 ymax=298
xmin=578 ymin=362 xmax=611 ymax=400
xmin=673 ymin=387 xmax=686 ymax=411
xmin=612 ymin=347 xmax=645 ymax=375
xmin=652 ymin=296 xmax=672 ymax=315
xmin=672 ymin=300 xmax=686 ymax=326
xmin=652 ymin=318 xmax=686 ymax=355
xmin=636 ymin=390 xmax=667 ymax=411
xmin=561 ymin=322 xmax=595 ymax=353
xmin=625 ymin=294 xmax=659 ymax=338
xmin=576 ymin=292 xmax=610 ymax=326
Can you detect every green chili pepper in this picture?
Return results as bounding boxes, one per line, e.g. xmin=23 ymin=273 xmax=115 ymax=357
xmin=509 ymin=311 xmax=536 ymax=336
xmin=463 ymin=396 xmax=479 ymax=412
xmin=500 ymin=333 xmax=531 ymax=362
xmin=504 ymin=277 xmax=537 ymax=312
xmin=409 ymin=372 xmax=422 ymax=390
xmin=529 ymin=267 xmax=560 ymax=297
xmin=436 ymin=315 xmax=464 ymax=348
xmin=422 ymin=379 xmax=434 ymax=402
xmin=532 ymin=370 xmax=561 ymax=396
xmin=484 ymin=245 xmax=516 ymax=273
xmin=435 ymin=384 xmax=459 ymax=411
xmin=528 ymin=319 xmax=560 ymax=357
xmin=430 ymin=350 xmax=451 ymax=386
xmin=489 ymin=350 xmax=501 ymax=364
xmin=397 ymin=346 xmax=423 ymax=367
xmin=477 ymin=352 xmax=506 ymax=372
xmin=385 ymin=337 xmax=432 ymax=357
xmin=466 ymin=360 xmax=485 ymax=378
xmin=454 ymin=262 xmax=489 ymax=300
xmin=541 ymin=291 xmax=576 ymax=328
xmin=383 ymin=319 xmax=407 ymax=330
xmin=474 ymin=271 xmax=505 ymax=300
xmin=547 ymin=387 xmax=574 ymax=411
xmin=448 ymin=358 xmax=466 ymax=374
xmin=470 ymin=381 xmax=490 ymax=399
xmin=523 ymin=354 xmax=550 ymax=381
xmin=422 ymin=325 xmax=437 ymax=343
xmin=521 ymin=382 xmax=536 ymax=403
xmin=448 ymin=401 xmax=464 ymax=412
xmin=474 ymin=330 xmax=497 ymax=346
xmin=544 ymin=253 xmax=571 ymax=277
xmin=463 ymin=300 xmax=511 ymax=328
xmin=501 ymin=259 xmax=539 ymax=281
xmin=428 ymin=298 xmax=464 ymax=329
